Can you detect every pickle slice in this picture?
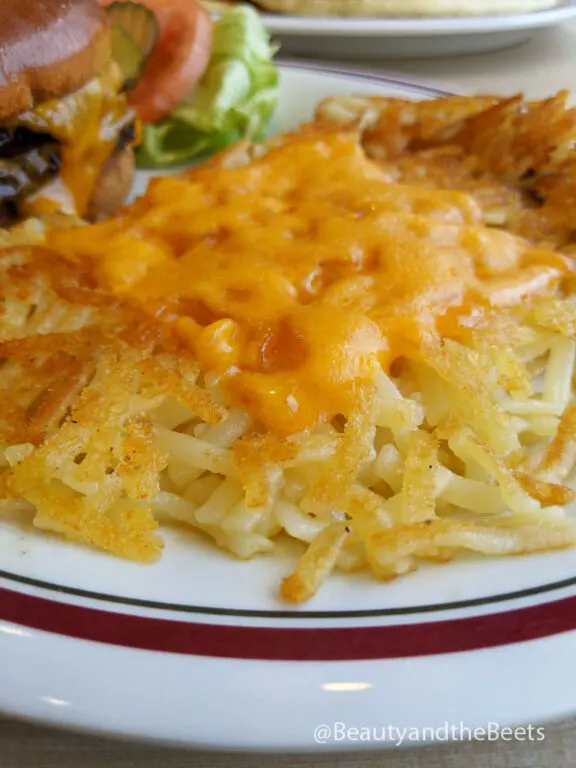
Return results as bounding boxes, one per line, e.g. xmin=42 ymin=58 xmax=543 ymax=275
xmin=110 ymin=25 xmax=146 ymax=90
xmin=106 ymin=2 xmax=159 ymax=60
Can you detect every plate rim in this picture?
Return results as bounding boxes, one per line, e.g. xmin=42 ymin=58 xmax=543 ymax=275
xmin=278 ymin=58 xmax=454 ymax=94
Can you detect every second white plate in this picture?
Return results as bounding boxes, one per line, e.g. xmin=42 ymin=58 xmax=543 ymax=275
xmin=261 ymin=1 xmax=576 ymax=59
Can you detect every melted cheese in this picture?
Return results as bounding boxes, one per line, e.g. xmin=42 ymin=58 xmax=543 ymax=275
xmin=10 ymin=61 xmax=133 ymax=218
xmin=45 ymin=132 xmax=572 ymax=434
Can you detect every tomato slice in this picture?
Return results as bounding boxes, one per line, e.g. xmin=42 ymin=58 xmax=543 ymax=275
xmin=100 ymin=0 xmax=214 ymax=124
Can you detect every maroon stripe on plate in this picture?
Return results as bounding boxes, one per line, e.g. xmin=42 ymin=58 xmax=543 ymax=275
xmin=0 ymin=586 xmax=575 ymax=660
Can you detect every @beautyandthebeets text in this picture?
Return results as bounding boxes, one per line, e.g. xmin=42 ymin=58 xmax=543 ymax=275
xmin=313 ymin=721 xmax=546 ymax=747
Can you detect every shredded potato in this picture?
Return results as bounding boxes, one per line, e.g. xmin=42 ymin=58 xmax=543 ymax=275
xmin=281 ymin=522 xmax=351 ymax=603
xmin=2 ymin=105 xmax=576 ymax=602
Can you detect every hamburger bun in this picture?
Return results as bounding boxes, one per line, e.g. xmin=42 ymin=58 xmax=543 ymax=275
xmin=0 ymin=0 xmax=111 ymax=120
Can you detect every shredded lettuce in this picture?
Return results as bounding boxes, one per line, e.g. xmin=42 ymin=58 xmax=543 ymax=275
xmin=137 ymin=5 xmax=279 ymax=168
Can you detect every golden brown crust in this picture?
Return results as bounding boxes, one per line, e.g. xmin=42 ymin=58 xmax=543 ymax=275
xmin=0 ymin=0 xmax=111 ymax=120
xmin=312 ymin=92 xmax=576 ymax=248
xmin=86 ymin=145 xmax=135 ymax=222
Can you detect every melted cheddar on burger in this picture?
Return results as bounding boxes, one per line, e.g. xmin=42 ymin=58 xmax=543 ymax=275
xmin=0 ymin=0 xmax=136 ymax=226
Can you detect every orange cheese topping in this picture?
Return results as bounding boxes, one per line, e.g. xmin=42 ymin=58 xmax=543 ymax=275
xmin=46 ymin=132 xmax=571 ymax=434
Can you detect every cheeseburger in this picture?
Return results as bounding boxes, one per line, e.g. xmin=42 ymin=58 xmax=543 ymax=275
xmin=0 ymin=0 xmax=136 ymax=226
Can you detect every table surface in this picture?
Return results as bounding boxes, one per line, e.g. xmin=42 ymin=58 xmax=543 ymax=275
xmin=3 ymin=15 xmax=576 ymax=768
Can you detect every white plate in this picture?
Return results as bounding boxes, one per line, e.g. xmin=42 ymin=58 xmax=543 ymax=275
xmin=2 ymin=63 xmax=576 ymax=753
xmin=261 ymin=1 xmax=576 ymax=59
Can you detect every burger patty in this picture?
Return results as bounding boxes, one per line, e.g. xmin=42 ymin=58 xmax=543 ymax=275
xmin=0 ymin=128 xmax=62 ymax=226
xmin=116 ymin=121 xmax=136 ymax=151
xmin=0 ymin=127 xmax=59 ymax=158
xmin=0 ymin=122 xmax=136 ymax=227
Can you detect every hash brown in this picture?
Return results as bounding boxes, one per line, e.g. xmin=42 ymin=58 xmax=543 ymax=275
xmin=2 ymin=98 xmax=576 ymax=602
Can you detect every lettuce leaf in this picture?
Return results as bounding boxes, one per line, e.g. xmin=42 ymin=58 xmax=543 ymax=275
xmin=137 ymin=5 xmax=279 ymax=168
